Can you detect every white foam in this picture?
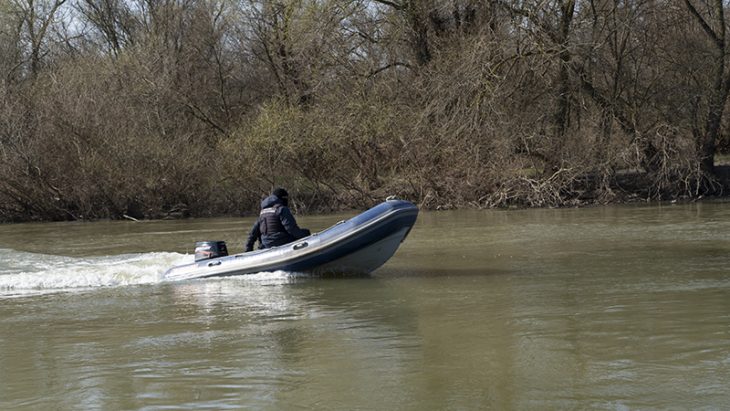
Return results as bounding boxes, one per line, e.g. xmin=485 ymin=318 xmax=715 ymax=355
xmin=206 ymin=270 xmax=312 ymax=286
xmin=0 ymin=248 xmax=191 ymax=296
xmin=0 ymin=249 xmax=314 ymax=297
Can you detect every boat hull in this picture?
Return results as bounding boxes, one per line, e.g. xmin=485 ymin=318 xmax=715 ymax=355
xmin=162 ymin=199 xmax=418 ymax=281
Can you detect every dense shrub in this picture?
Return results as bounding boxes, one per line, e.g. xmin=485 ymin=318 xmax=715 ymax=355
xmin=0 ymin=0 xmax=728 ymax=221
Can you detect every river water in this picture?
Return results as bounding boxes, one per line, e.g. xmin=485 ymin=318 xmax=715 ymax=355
xmin=0 ymin=201 xmax=729 ymax=409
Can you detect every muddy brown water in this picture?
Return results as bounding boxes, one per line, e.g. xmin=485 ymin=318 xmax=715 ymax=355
xmin=1 ymin=201 xmax=729 ymax=409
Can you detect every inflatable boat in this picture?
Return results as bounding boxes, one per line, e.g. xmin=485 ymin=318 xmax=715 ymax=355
xmin=162 ymin=199 xmax=418 ymax=281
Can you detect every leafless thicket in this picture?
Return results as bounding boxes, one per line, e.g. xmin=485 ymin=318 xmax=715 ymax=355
xmin=0 ymin=0 xmax=728 ymax=221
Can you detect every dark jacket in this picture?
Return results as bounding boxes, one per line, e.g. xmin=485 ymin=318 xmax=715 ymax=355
xmin=245 ymin=195 xmax=310 ymax=251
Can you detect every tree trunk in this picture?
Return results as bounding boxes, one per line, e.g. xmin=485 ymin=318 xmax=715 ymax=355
xmin=554 ymin=0 xmax=575 ymax=139
xmin=684 ymin=0 xmax=726 ymax=178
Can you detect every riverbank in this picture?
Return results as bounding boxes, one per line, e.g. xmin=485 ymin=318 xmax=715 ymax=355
xmin=3 ymin=0 xmax=730 ymax=224
xmin=1 ymin=167 xmax=728 ymax=224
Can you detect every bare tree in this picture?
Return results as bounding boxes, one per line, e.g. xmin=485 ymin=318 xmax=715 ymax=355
xmin=11 ymin=0 xmax=68 ymax=77
xmin=683 ymin=0 xmax=727 ymax=176
xmin=370 ymin=0 xmax=433 ymax=65
xmin=76 ymin=0 xmax=138 ymax=55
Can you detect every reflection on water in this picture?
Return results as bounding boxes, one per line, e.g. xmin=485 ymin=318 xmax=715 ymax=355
xmin=0 ymin=277 xmax=426 ymax=410
xmin=0 ymin=201 xmax=729 ymax=409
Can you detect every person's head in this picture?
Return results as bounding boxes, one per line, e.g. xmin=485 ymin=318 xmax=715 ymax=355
xmin=272 ymin=187 xmax=289 ymax=206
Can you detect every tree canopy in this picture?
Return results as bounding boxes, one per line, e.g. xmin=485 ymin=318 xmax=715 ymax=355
xmin=1 ymin=0 xmax=728 ymax=221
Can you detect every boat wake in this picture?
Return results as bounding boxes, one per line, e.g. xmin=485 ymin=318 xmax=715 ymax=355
xmin=0 ymin=248 xmax=190 ymax=297
xmin=0 ymin=248 xmax=315 ymax=298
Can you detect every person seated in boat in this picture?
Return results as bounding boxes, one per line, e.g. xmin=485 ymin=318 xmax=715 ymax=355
xmin=245 ymin=188 xmax=311 ymax=252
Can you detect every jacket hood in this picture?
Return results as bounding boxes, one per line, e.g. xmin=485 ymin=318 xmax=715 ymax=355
xmin=260 ymin=195 xmax=283 ymax=209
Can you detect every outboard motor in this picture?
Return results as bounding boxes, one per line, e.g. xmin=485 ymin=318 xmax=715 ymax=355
xmin=194 ymin=241 xmax=228 ymax=262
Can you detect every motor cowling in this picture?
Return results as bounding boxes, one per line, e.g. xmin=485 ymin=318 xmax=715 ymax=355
xmin=194 ymin=241 xmax=228 ymax=262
